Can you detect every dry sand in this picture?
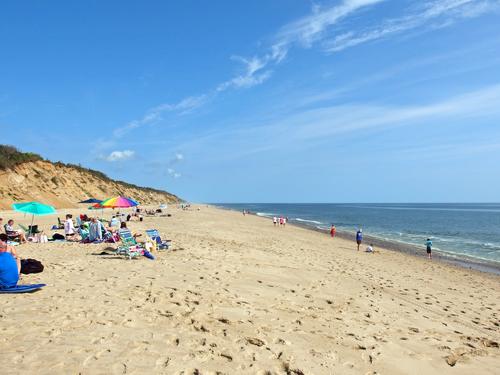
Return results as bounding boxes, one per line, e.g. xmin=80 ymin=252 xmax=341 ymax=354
xmin=0 ymin=205 xmax=499 ymax=374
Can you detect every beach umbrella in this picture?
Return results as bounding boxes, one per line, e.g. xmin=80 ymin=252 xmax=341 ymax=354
xmin=12 ymin=201 xmax=56 ymax=235
xmin=100 ymin=196 xmax=139 ymax=208
xmin=78 ymin=198 xmax=103 ymax=204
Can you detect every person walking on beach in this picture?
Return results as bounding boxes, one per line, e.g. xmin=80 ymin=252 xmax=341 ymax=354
xmin=330 ymin=225 xmax=336 ymax=238
xmin=356 ymin=229 xmax=363 ymax=251
xmin=273 ymin=217 xmax=277 ymax=226
xmin=426 ymin=238 xmax=432 ymax=259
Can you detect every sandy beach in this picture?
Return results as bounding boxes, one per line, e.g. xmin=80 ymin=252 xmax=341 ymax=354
xmin=0 ymin=205 xmax=499 ymax=374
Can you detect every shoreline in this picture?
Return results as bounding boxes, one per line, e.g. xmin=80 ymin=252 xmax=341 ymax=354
xmin=214 ymin=205 xmax=500 ymax=276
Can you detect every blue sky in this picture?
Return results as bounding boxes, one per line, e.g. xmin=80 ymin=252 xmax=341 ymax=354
xmin=1 ymin=0 xmax=500 ymax=203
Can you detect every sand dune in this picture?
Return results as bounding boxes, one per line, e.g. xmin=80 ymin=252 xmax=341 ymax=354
xmin=0 ymin=206 xmax=498 ymax=374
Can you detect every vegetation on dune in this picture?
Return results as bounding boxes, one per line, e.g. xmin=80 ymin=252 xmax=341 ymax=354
xmin=0 ymin=144 xmax=177 ymax=199
xmin=0 ymin=145 xmax=43 ymax=169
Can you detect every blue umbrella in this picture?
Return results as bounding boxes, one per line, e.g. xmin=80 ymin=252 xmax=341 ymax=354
xmin=78 ymin=198 xmax=103 ymax=204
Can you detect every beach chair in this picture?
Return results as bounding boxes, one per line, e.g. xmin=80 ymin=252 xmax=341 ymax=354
xmin=57 ymin=217 xmax=65 ymax=229
xmin=3 ymin=228 xmax=20 ymax=242
xmin=19 ymin=224 xmax=41 ymax=235
xmin=115 ymin=229 xmax=143 ymax=259
xmin=145 ymin=229 xmax=171 ymax=250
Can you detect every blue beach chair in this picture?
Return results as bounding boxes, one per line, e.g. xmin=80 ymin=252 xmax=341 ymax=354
xmin=145 ymin=229 xmax=171 ymax=250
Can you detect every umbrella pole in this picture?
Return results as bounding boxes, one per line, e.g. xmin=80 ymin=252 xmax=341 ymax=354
xmin=30 ymin=213 xmax=34 ymax=237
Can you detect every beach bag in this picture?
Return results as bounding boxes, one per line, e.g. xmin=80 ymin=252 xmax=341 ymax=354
xmin=52 ymin=233 xmax=65 ymax=240
xmin=20 ymin=258 xmax=44 ymax=274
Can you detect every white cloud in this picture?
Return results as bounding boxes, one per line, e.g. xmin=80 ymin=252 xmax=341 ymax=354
xmin=104 ymin=150 xmax=135 ymax=162
xmin=175 ymin=153 xmax=184 ymax=161
xmin=167 ymin=167 xmax=181 ymax=179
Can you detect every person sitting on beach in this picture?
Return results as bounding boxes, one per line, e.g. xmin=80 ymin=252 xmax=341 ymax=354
xmin=0 ymin=240 xmax=21 ymax=288
xmin=110 ymin=216 xmax=120 ymax=227
xmin=88 ymin=217 xmax=105 ymax=242
xmin=365 ymin=244 xmax=374 ymax=253
xmin=4 ymin=219 xmax=27 ymax=243
xmin=356 ymin=228 xmax=363 ymax=251
xmin=64 ymin=214 xmax=78 ymax=240
xmin=120 ymin=222 xmax=142 ymax=239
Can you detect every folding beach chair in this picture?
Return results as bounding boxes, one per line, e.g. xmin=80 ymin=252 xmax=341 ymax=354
xmin=116 ymin=229 xmax=143 ymax=260
xmin=19 ymin=224 xmax=41 ymax=236
xmin=145 ymin=229 xmax=171 ymax=250
xmin=57 ymin=217 xmax=65 ymax=229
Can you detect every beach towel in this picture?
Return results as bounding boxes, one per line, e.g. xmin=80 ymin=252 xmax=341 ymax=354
xmin=0 ymin=284 xmax=46 ymax=293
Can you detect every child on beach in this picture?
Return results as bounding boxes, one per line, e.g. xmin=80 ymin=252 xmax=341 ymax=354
xmin=426 ymin=238 xmax=432 ymax=259
xmin=64 ymin=214 xmax=78 ymax=241
xmin=366 ymin=244 xmax=374 ymax=253
xmin=356 ymin=229 xmax=363 ymax=251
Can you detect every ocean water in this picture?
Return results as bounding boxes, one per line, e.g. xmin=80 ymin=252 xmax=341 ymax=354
xmin=215 ymin=203 xmax=500 ymax=265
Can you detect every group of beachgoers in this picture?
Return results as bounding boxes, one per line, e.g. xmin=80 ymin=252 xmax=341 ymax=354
xmin=62 ymin=212 xmax=143 ymax=243
xmin=0 ymin=208 xmax=162 ymax=289
xmin=272 ymin=216 xmax=288 ymax=226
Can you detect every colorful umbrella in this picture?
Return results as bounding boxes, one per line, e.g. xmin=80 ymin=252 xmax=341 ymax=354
xmin=100 ymin=196 xmax=139 ymax=208
xmin=12 ymin=201 xmax=56 ymax=235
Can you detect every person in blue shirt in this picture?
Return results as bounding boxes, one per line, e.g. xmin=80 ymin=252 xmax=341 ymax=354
xmin=356 ymin=229 xmax=363 ymax=251
xmin=0 ymin=241 xmax=21 ymax=288
xmin=426 ymin=238 xmax=432 ymax=259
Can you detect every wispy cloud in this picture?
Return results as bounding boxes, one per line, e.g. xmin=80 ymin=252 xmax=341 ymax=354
xmin=113 ymin=94 xmax=208 ymax=138
xmin=324 ymin=0 xmax=500 ymax=52
xmin=217 ymin=56 xmax=272 ymax=91
xmin=103 ymin=150 xmax=135 ymax=162
xmin=274 ymin=0 xmax=384 ymax=49
xmin=167 ymin=168 xmax=181 ymax=179
xmin=111 ymin=0 xmax=496 ymax=141
xmin=112 ymin=1 xmax=383 ymax=139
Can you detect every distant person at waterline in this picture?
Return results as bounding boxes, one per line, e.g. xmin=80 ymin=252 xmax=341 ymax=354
xmin=330 ymin=225 xmax=336 ymax=238
xmin=356 ymin=229 xmax=363 ymax=251
xmin=426 ymin=238 xmax=433 ymax=259
xmin=273 ymin=217 xmax=277 ymax=226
